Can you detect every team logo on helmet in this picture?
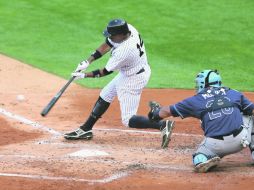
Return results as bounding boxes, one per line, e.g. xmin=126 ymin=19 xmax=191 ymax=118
xmin=195 ymin=69 xmax=222 ymax=93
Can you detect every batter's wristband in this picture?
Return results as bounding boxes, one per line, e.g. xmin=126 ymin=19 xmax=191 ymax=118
xmin=91 ymin=50 xmax=102 ymax=60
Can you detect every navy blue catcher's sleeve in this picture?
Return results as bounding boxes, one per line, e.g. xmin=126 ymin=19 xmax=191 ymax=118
xmin=170 ymin=96 xmax=200 ymax=119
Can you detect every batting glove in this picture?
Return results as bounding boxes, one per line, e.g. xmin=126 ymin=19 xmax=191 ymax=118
xmin=75 ymin=60 xmax=89 ymax=72
xmin=72 ymin=72 xmax=86 ymax=80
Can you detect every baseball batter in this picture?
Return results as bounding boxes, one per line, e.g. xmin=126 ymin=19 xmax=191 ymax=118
xmin=64 ymin=19 xmax=153 ymax=140
xmin=147 ymin=70 xmax=254 ymax=173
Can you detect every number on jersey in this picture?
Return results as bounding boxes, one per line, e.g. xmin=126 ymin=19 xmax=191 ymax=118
xmin=137 ymin=34 xmax=144 ymax=57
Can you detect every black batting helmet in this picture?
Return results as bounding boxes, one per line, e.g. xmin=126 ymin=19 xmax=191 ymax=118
xmin=103 ymin=19 xmax=130 ymax=37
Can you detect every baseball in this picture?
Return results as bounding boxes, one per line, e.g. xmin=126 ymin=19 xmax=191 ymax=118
xmin=16 ymin=94 xmax=25 ymax=102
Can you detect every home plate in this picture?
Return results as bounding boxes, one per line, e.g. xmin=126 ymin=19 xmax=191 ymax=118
xmin=69 ymin=149 xmax=109 ymax=157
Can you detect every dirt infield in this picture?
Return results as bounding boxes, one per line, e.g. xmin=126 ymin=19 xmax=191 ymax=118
xmin=1 ymin=54 xmax=254 ymax=190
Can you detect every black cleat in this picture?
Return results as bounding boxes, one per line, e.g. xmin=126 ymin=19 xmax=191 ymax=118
xmin=64 ymin=128 xmax=93 ymax=140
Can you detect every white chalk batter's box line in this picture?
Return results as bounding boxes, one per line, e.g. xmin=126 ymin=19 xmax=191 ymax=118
xmin=0 ymin=106 xmax=201 ymax=162
xmin=0 ymin=150 xmax=192 ymax=167
xmin=0 ymin=153 xmax=193 ymax=184
xmin=0 ymin=161 xmax=195 ymax=184
xmin=1 ymin=153 xmax=254 ymax=178
xmin=0 ymin=171 xmax=129 ymax=184
xmin=0 ymin=107 xmax=202 ymax=138
xmin=0 ymin=107 xmax=199 ymax=162
xmin=0 ymin=153 xmax=191 ymax=170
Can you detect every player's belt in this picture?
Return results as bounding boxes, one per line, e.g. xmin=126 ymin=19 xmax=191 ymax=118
xmin=136 ymin=68 xmax=145 ymax=74
xmin=210 ymin=126 xmax=243 ymax=140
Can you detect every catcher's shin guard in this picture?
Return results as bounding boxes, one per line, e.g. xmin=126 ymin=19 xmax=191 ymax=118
xmin=194 ymin=157 xmax=221 ymax=173
xmin=193 ymin=153 xmax=220 ymax=173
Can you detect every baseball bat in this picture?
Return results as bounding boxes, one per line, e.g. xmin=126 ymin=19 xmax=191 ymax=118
xmin=41 ymin=76 xmax=76 ymax=117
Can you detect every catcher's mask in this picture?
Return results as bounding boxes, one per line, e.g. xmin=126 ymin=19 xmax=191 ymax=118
xmin=195 ymin=69 xmax=222 ymax=93
xmin=103 ymin=19 xmax=129 ymax=37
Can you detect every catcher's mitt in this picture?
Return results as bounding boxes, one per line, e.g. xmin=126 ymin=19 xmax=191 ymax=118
xmin=148 ymin=101 xmax=162 ymax=122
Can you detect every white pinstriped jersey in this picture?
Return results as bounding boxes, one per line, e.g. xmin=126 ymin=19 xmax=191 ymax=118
xmin=100 ymin=23 xmax=151 ymax=127
xmin=105 ymin=24 xmax=149 ymax=76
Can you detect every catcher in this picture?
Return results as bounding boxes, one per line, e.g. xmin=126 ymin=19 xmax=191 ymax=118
xmin=130 ymin=69 xmax=254 ymax=173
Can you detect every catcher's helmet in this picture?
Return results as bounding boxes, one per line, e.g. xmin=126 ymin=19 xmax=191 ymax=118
xmin=103 ymin=19 xmax=129 ymax=37
xmin=195 ymin=69 xmax=222 ymax=93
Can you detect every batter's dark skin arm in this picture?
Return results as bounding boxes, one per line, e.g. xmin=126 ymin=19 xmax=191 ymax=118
xmin=86 ymin=43 xmax=111 ymax=63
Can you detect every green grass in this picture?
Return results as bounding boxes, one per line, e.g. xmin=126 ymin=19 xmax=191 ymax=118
xmin=0 ymin=0 xmax=254 ymax=90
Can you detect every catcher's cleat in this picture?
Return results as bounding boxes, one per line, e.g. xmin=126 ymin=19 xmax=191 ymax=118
xmin=64 ymin=128 xmax=93 ymax=140
xmin=160 ymin=120 xmax=175 ymax=148
xmin=194 ymin=156 xmax=221 ymax=173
